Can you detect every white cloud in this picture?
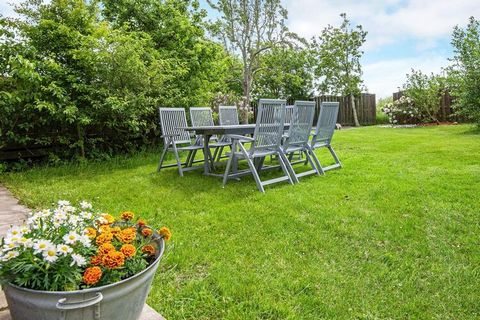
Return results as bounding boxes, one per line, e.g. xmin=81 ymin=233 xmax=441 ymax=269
xmin=284 ymin=0 xmax=480 ymax=98
xmin=363 ymin=55 xmax=449 ymax=99
xmin=284 ymin=0 xmax=480 ymax=47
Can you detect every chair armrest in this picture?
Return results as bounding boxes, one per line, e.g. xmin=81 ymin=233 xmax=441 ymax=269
xmin=226 ymin=134 xmax=254 ymax=142
xmin=160 ymin=133 xmax=181 ymax=138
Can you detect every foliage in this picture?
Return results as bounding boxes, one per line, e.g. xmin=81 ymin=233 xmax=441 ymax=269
xmin=0 ymin=200 xmax=170 ymax=291
xmin=101 ymin=0 xmax=237 ymax=107
xmin=311 ymin=13 xmax=367 ymax=126
xmin=448 ymin=16 xmax=480 ymax=126
xmin=376 ymin=96 xmax=392 ymax=124
xmin=0 ymin=0 xmax=235 ymax=163
xmin=402 ymin=69 xmax=445 ymax=123
xmin=252 ymin=45 xmax=314 ymax=101
xmin=207 ymin=0 xmax=292 ymax=121
xmin=1 ymin=125 xmax=479 ymax=318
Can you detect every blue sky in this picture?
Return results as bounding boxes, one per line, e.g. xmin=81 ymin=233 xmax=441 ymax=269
xmin=2 ymin=0 xmax=479 ymax=98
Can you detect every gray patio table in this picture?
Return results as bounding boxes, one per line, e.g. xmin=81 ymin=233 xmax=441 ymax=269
xmin=181 ymin=124 xmax=289 ymax=176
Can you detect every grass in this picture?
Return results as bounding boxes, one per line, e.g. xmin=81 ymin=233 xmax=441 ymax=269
xmin=1 ymin=125 xmax=480 ymax=319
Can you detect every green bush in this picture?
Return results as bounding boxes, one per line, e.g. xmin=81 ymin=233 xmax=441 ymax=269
xmin=0 ymin=0 xmax=235 ymax=162
xmin=449 ymin=16 xmax=480 ymax=126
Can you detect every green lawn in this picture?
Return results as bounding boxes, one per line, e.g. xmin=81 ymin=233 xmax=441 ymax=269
xmin=1 ymin=125 xmax=479 ymax=319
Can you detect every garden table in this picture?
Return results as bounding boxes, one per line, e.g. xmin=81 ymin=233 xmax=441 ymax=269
xmin=181 ymin=124 xmax=289 ymax=177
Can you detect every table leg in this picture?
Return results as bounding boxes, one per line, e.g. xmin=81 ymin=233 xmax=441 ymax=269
xmin=203 ymin=134 xmax=210 ymax=175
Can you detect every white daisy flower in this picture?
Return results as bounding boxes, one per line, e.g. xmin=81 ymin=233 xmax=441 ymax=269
xmin=79 ymin=211 xmax=93 ymax=219
xmin=2 ymin=250 xmax=19 ymax=261
xmin=3 ymin=242 xmax=18 ymax=251
xmin=18 ymin=237 xmax=33 ymax=248
xmin=78 ymin=235 xmax=92 ymax=247
xmin=43 ymin=246 xmax=58 ymax=263
xmin=79 ymin=201 xmax=93 ymax=210
xmin=70 ymin=253 xmax=87 ymax=267
xmin=63 ymin=232 xmax=80 ymax=245
xmin=57 ymin=200 xmax=71 ymax=207
xmin=96 ymin=217 xmax=108 ymax=225
xmin=19 ymin=225 xmax=31 ymax=234
xmin=56 ymin=244 xmax=73 ymax=255
xmin=33 ymin=239 xmax=54 ymax=254
xmin=63 ymin=205 xmax=76 ymax=213
xmin=4 ymin=235 xmax=21 ymax=245
xmin=7 ymin=226 xmax=23 ymax=237
xmin=68 ymin=215 xmax=82 ymax=225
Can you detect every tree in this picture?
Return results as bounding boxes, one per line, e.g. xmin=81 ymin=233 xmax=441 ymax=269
xmin=207 ymin=0 xmax=290 ymax=122
xmin=252 ymin=45 xmax=314 ymax=101
xmin=101 ymin=0 xmax=234 ymax=107
xmin=312 ymin=13 xmax=367 ymax=126
xmin=448 ymin=16 xmax=480 ymax=126
xmin=402 ymin=69 xmax=444 ymax=123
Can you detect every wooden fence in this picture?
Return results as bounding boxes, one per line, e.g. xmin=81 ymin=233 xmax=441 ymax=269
xmin=252 ymin=93 xmax=376 ymax=126
xmin=393 ymin=91 xmax=455 ymax=122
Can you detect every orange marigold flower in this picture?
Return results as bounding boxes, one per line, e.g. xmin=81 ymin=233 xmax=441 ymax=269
xmin=83 ymin=266 xmax=102 ymax=285
xmin=98 ymin=243 xmax=115 ymax=256
xmin=90 ymin=255 xmax=102 ymax=266
xmin=121 ymin=211 xmax=135 ymax=221
xmin=137 ymin=219 xmax=146 ymax=227
xmin=158 ymin=227 xmax=172 ymax=241
xmin=98 ymin=225 xmax=111 ymax=234
xmin=141 ymin=228 xmax=153 ymax=237
xmin=84 ymin=227 xmax=97 ymax=239
xmin=117 ymin=227 xmax=136 ymax=244
xmin=120 ymin=244 xmax=136 ymax=258
xmin=96 ymin=232 xmax=113 ymax=245
xmin=99 ymin=213 xmax=115 ymax=225
xmin=141 ymin=245 xmax=156 ymax=256
xmin=102 ymin=250 xmax=125 ymax=269
xmin=110 ymin=226 xmax=121 ymax=235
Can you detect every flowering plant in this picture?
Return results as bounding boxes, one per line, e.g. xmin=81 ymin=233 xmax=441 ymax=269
xmin=382 ymin=95 xmax=419 ymax=125
xmin=0 ymin=201 xmax=171 ymax=291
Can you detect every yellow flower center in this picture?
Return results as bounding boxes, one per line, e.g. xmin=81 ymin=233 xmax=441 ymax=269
xmin=69 ymin=235 xmax=75 ymax=240
xmin=47 ymin=250 xmax=56 ymax=257
xmin=39 ymin=243 xmax=46 ymax=249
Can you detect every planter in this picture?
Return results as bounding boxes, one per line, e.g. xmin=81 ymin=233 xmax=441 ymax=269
xmin=3 ymin=238 xmax=164 ymax=320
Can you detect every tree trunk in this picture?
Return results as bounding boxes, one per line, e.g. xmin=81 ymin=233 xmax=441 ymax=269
xmin=76 ymin=123 xmax=86 ymax=159
xmin=241 ymin=71 xmax=252 ymax=124
xmin=350 ymin=93 xmax=360 ymax=127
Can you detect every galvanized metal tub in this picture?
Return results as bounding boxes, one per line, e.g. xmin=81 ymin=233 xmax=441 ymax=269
xmin=3 ymin=238 xmax=164 ymax=320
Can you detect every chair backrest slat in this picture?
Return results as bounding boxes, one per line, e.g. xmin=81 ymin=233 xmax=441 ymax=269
xmin=219 ymin=106 xmax=239 ymax=126
xmin=285 ymin=101 xmax=315 ymax=148
xmin=251 ymin=99 xmax=286 ymax=154
xmin=285 ymin=105 xmax=294 ymax=124
xmin=312 ymin=102 xmax=339 ymax=146
xmin=190 ymin=107 xmax=214 ymax=127
xmin=159 ymin=108 xmax=191 ymax=144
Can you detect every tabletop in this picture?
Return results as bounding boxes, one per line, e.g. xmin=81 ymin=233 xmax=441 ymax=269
xmin=181 ymin=124 xmax=289 ymax=136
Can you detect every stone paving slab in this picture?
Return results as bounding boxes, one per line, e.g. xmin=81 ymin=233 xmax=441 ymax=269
xmin=0 ymin=186 xmax=165 ymax=320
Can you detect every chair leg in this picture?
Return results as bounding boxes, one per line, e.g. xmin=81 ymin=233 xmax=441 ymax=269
xmin=187 ymin=150 xmax=197 ymax=167
xmin=280 ymin=152 xmax=299 ymax=184
xmin=185 ymin=150 xmax=193 ymax=167
xmin=222 ymin=142 xmax=236 ymax=187
xmin=216 ymin=146 xmax=225 ymax=162
xmin=171 ymin=143 xmax=184 ymax=177
xmin=327 ymin=145 xmax=342 ymax=167
xmin=309 ymin=148 xmax=325 ymax=175
xmin=157 ymin=143 xmax=169 ymax=172
xmin=245 ymin=156 xmax=265 ymax=193
xmin=277 ymin=153 xmax=294 ymax=185
xmin=304 ymin=150 xmax=321 ymax=176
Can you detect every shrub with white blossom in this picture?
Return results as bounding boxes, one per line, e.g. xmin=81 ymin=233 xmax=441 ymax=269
xmin=382 ymin=96 xmax=419 ymax=125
